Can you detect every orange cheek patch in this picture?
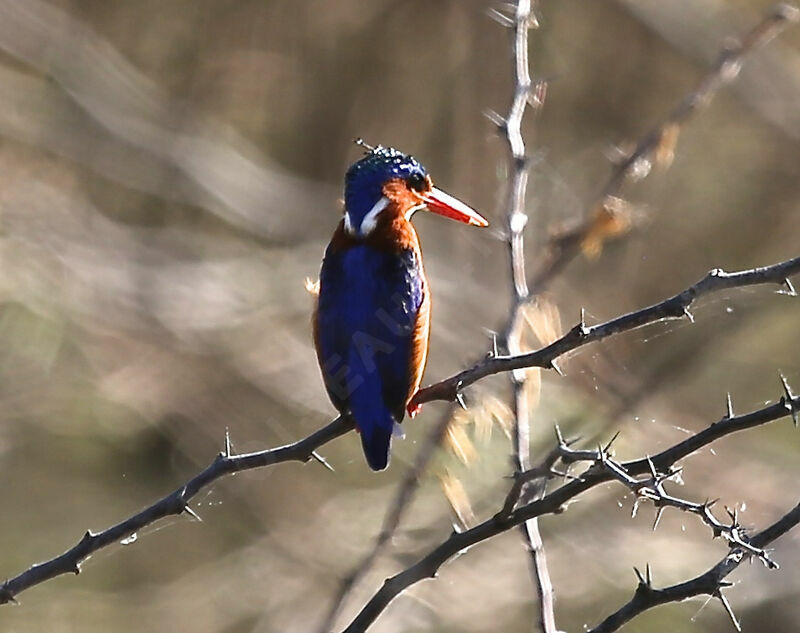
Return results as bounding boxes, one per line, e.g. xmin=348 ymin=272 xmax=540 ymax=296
xmin=382 ymin=178 xmax=424 ymax=211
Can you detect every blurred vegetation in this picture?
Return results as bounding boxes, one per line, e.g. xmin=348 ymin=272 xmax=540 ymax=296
xmin=0 ymin=0 xmax=798 ymax=632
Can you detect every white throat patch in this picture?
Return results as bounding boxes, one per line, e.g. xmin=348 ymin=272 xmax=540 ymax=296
xmin=404 ymin=203 xmax=425 ymax=221
xmin=344 ymin=196 xmax=390 ymax=237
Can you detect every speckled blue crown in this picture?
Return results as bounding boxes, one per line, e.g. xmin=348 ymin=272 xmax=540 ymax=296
xmin=344 ymin=146 xmax=427 ymax=220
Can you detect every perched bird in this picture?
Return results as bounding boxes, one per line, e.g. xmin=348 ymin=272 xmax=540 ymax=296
xmin=313 ymin=145 xmax=488 ymax=470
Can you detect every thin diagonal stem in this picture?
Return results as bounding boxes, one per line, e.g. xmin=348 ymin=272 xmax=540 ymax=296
xmin=528 ymin=2 xmax=799 ymax=293
xmin=316 ymin=406 xmax=455 ymax=632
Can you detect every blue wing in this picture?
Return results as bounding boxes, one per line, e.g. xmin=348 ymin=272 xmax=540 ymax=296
xmin=316 ymin=243 xmax=424 ymax=470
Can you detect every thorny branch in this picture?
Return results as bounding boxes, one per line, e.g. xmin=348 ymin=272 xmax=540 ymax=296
xmin=588 ymin=502 xmax=800 ymax=633
xmin=341 ymin=389 xmax=800 ymax=633
xmin=413 ymin=255 xmax=800 ymax=405
xmin=2 ymin=254 xmax=798 ymax=607
xmin=554 ymin=430 xmax=777 ymax=561
xmin=529 ymin=2 xmax=800 ymax=293
xmin=0 ymin=419 xmax=353 ymax=606
xmin=490 ymin=0 xmax=558 ymax=631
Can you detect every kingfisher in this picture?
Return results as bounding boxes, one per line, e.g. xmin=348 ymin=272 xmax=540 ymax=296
xmin=313 ymin=145 xmax=488 ymax=470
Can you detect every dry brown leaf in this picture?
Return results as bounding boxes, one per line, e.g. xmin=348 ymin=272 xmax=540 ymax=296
xmin=522 ymin=298 xmax=562 ymax=347
xmin=580 ymin=196 xmax=633 ymax=259
xmin=445 ymin=420 xmax=477 ymax=466
xmin=654 ymin=122 xmax=680 ymax=169
xmin=439 ymin=469 xmax=476 ymax=529
xmin=480 ymin=394 xmax=514 ymax=440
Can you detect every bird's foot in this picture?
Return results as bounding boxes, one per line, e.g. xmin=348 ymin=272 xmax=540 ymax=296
xmin=406 ymin=401 xmax=422 ymax=419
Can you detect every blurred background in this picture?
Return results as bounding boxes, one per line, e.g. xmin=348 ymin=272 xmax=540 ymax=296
xmin=0 ymin=0 xmax=799 ymax=631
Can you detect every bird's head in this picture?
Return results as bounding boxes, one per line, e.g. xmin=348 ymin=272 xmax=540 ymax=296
xmin=343 ymin=145 xmax=488 ymax=237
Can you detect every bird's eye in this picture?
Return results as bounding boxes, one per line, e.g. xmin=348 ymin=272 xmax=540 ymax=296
xmin=407 ymin=173 xmax=426 ymax=192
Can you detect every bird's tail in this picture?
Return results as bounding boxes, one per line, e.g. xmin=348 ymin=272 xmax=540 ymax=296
xmin=349 ymin=391 xmax=396 ymax=471
xmin=358 ymin=422 xmax=392 ymax=471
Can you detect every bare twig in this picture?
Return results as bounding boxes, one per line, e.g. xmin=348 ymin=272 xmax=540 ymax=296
xmin=529 ymin=2 xmax=800 ymax=292
xmin=588 ymin=501 xmax=800 ymax=633
xmin=340 ymin=388 xmax=800 ymax=633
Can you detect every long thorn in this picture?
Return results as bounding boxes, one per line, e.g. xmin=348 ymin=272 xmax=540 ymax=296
xmin=225 ymin=427 xmax=233 ymax=458
xmin=716 ymin=589 xmax=741 ymax=632
xmin=312 ymin=451 xmax=335 ymax=472
xmin=183 ymin=504 xmax=203 ymax=523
